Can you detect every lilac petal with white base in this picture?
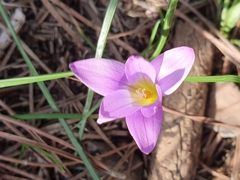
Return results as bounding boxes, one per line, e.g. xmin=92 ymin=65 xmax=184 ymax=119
xmin=125 ymin=55 xmax=156 ymax=84
xmin=151 ymin=47 xmax=195 ymax=96
xmin=69 ymin=46 xmax=195 ymax=154
xmin=69 ymin=58 xmax=127 ymax=96
xmin=98 ymin=89 xmax=141 ymax=123
xmin=126 ymin=105 xmax=163 ymax=154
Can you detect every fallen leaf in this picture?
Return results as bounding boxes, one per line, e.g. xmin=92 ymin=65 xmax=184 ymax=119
xmin=207 ymin=82 xmax=240 ymax=138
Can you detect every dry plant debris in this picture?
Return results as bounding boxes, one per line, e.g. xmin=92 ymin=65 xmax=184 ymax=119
xmin=0 ymin=0 xmax=240 ymax=179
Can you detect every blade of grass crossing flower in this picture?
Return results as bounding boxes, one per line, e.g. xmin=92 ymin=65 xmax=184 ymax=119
xmin=185 ymin=75 xmax=240 ymax=83
xmin=79 ymin=0 xmax=119 ymax=140
xmin=0 ymin=3 xmax=99 ymax=179
xmin=12 ymin=113 xmax=98 ymax=120
xmin=12 ymin=113 xmax=84 ymax=120
xmin=95 ymin=0 xmax=119 ymax=58
xmin=0 ymin=71 xmax=74 ymax=88
xmin=1 ymin=71 xmax=240 ymax=89
xmin=150 ymin=0 xmax=178 ymax=60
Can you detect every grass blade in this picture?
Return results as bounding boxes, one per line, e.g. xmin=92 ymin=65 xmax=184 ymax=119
xmin=151 ymin=0 xmax=178 ymax=59
xmin=26 ymin=144 xmax=65 ymax=172
xmin=79 ymin=0 xmax=119 ymax=140
xmin=185 ymin=75 xmax=240 ymax=83
xmin=0 ymin=71 xmax=73 ymax=88
xmin=0 ymin=3 xmax=99 ymax=179
xmin=95 ymin=0 xmax=119 ymax=59
xmin=1 ymin=71 xmax=240 ymax=89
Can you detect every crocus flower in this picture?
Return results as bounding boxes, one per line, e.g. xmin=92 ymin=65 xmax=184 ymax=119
xmin=69 ymin=46 xmax=195 ymax=154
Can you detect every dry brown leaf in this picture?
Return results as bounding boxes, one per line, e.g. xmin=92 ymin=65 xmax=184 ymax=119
xmin=207 ymin=82 xmax=240 ymax=137
xmin=0 ymin=8 xmax=25 ymax=57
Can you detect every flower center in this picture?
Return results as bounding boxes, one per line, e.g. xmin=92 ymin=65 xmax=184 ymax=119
xmin=128 ymin=78 xmax=158 ymax=106
xmin=136 ymin=88 xmax=151 ymax=99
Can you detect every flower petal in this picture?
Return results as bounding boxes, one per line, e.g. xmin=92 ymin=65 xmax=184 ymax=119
xmin=151 ymin=46 xmax=195 ymax=96
xmin=97 ymin=115 xmax=116 ymax=125
xmin=69 ymin=58 xmax=127 ymax=96
xmin=125 ymin=55 xmax=156 ymax=84
xmin=141 ymin=84 xmax=162 ymax=117
xmin=97 ymin=89 xmax=141 ymax=124
xmin=126 ymin=107 xmax=163 ymax=154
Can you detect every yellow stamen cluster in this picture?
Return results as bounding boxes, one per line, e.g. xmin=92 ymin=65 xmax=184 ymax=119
xmin=128 ymin=78 xmax=158 ymax=106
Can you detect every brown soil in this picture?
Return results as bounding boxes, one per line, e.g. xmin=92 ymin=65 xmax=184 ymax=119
xmin=0 ymin=0 xmax=239 ymax=180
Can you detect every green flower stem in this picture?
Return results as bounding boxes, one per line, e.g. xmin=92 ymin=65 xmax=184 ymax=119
xmin=0 ymin=3 xmax=99 ymax=179
xmin=151 ymin=0 xmax=178 ymax=59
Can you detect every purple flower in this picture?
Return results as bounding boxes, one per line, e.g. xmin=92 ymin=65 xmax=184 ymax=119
xmin=69 ymin=46 xmax=195 ymax=154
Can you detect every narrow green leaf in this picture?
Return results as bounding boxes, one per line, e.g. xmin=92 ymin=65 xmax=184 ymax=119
xmin=95 ymin=0 xmax=119 ymax=59
xmin=0 ymin=3 xmax=99 ymax=179
xmin=26 ymin=144 xmax=65 ymax=172
xmin=230 ymin=39 xmax=240 ymax=47
xmin=79 ymin=89 xmax=94 ymax=140
xmin=224 ymin=2 xmax=240 ymax=30
xmin=0 ymin=71 xmax=73 ymax=88
xmin=79 ymin=0 xmax=119 ymax=141
xmin=151 ymin=0 xmax=178 ymax=59
xmin=12 ymin=113 xmax=84 ymax=120
xmin=16 ymin=144 xmax=26 ymax=167
xmin=73 ymin=99 xmax=101 ymax=130
xmin=148 ymin=19 xmax=161 ymax=47
xmin=1 ymin=70 xmax=240 ymax=89
xmin=185 ymin=75 xmax=240 ymax=83
xmin=221 ymin=1 xmax=240 ymax=36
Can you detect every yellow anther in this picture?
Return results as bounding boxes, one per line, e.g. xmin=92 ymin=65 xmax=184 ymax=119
xmin=129 ymin=78 xmax=158 ymax=106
